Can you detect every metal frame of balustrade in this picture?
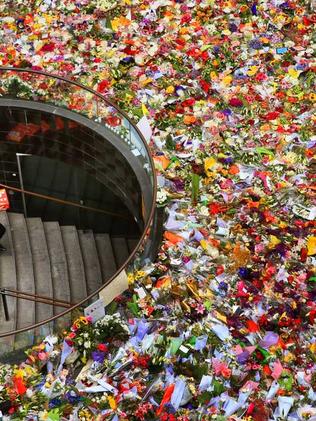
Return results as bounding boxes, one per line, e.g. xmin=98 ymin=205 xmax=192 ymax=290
xmin=0 ymin=67 xmax=158 ymax=339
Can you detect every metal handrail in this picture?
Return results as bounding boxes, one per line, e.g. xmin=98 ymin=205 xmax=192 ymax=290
xmin=0 ymin=288 xmax=73 ymax=308
xmin=0 ymin=67 xmax=157 ymax=338
xmin=0 ymin=183 xmax=131 ymax=220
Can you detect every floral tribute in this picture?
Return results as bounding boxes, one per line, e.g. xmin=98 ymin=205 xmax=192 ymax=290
xmin=0 ymin=0 xmax=315 ymax=420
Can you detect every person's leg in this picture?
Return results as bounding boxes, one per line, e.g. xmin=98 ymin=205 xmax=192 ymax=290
xmin=0 ymin=223 xmax=6 ymax=251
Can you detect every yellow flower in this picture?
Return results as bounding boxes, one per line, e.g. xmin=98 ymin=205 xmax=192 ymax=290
xmin=111 ymin=16 xmax=131 ymax=31
xmin=127 ymin=273 xmax=135 ymax=285
xmin=310 ymin=343 xmax=316 ymax=353
xmin=142 ymin=103 xmax=149 ymax=115
xmin=247 ymin=66 xmax=258 ymax=76
xmin=108 ymin=395 xmax=117 ymax=410
xmin=268 ymin=235 xmax=281 ymax=249
xmin=204 ymin=157 xmax=217 ymax=176
xmin=283 ymin=152 xmax=298 ymax=164
xmin=166 ymin=86 xmax=175 ymax=94
xmin=222 ymin=75 xmax=233 ymax=85
xmin=288 ymin=68 xmax=299 ymax=79
xmin=135 ymin=270 xmax=146 ymax=280
xmin=284 ymin=352 xmax=295 ymax=363
xmin=307 ymin=236 xmax=316 ymax=256
xmin=309 ymin=93 xmax=316 ymax=102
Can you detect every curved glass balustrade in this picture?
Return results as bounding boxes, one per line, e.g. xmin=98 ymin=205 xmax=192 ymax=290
xmin=0 ymin=67 xmax=157 ymax=358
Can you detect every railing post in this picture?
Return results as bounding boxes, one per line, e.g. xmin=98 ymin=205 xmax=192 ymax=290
xmin=0 ymin=289 xmax=9 ymax=321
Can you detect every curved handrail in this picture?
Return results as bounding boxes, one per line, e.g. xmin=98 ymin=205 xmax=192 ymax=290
xmin=0 ymin=67 xmax=157 ymax=338
xmin=0 ymin=183 xmax=131 ymax=220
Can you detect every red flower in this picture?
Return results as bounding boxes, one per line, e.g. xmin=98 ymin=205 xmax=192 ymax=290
xmin=133 ymin=355 xmax=150 ymax=368
xmin=255 ymin=72 xmax=267 ymax=81
xmin=13 ymin=376 xmax=26 ymax=395
xmin=263 ymin=111 xmax=280 ymax=120
xmin=247 ymin=402 xmax=255 ymax=415
xmin=200 ymin=79 xmax=211 ymax=93
xmin=97 ymin=343 xmax=108 ymax=352
xmin=40 ymin=43 xmax=56 ymax=52
xmin=229 ymin=97 xmax=244 ymax=107
xmin=200 ymin=50 xmax=209 ymax=61
xmin=97 ymin=80 xmax=110 ymax=93
xmin=106 ymin=115 xmax=121 ymax=127
xmin=181 ymin=98 xmax=195 ymax=107
xmin=246 ymin=320 xmax=260 ymax=332
xmin=181 ymin=13 xmax=191 ymax=24
xmin=309 ymin=309 xmax=316 ymax=324
xmin=208 ymin=202 xmax=226 ymax=215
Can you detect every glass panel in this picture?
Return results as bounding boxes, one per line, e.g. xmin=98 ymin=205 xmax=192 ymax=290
xmin=0 ymin=68 xmax=156 ymax=359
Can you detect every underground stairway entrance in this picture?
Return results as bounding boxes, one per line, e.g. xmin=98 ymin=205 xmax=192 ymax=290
xmin=0 ymin=68 xmax=158 ymax=358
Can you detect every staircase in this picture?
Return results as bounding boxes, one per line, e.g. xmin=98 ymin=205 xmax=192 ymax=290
xmin=0 ymin=211 xmax=139 ymax=354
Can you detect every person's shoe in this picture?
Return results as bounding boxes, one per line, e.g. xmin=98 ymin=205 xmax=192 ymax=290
xmin=0 ymin=244 xmax=6 ymax=252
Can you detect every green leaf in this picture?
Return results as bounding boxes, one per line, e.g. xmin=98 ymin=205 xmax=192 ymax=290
xmin=255 ymin=147 xmax=275 ymax=157
xmin=204 ymin=300 xmax=212 ymax=311
xmin=191 ymin=173 xmax=200 ymax=205
xmin=106 ymin=301 xmax=118 ymax=315
xmin=213 ymin=380 xmax=225 ymax=396
xmin=279 ymin=375 xmax=293 ymax=391
xmin=198 ymin=390 xmax=212 ymax=404
xmin=47 ymin=408 xmax=60 ymax=421
xmin=166 ymin=134 xmax=176 ymax=150
xmin=127 ymin=295 xmax=140 ymax=316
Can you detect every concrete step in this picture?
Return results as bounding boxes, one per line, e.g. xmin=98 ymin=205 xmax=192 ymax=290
xmin=61 ymin=226 xmax=87 ymax=303
xmin=127 ymin=238 xmax=139 ymax=254
xmin=0 ymin=212 xmax=17 ymax=353
xmin=26 ymin=218 xmax=53 ymax=329
xmin=43 ymin=221 xmax=71 ymax=314
xmin=8 ymin=212 xmax=35 ymax=348
xmin=111 ymin=236 xmax=130 ymax=268
xmin=94 ymin=233 xmax=117 ymax=280
xmin=78 ymin=230 xmax=103 ymax=295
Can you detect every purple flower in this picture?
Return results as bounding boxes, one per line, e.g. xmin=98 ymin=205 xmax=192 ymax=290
xmin=218 ymin=282 xmax=228 ymax=291
xmin=238 ymin=267 xmax=252 ymax=280
xmin=251 ymin=3 xmax=257 ymax=15
xmin=91 ymin=350 xmax=106 ymax=363
xmin=172 ymin=178 xmax=185 ymax=191
xmin=259 ymin=332 xmax=279 ymax=349
xmin=249 ymin=39 xmax=263 ymax=50
xmin=222 ymin=108 xmax=232 ymax=116
xmin=237 ymin=351 xmax=250 ymax=364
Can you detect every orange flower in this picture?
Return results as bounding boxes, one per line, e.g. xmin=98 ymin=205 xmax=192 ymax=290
xmin=228 ymin=164 xmax=239 ymax=175
xmin=183 ymin=115 xmax=197 ymax=125
xmin=164 ymin=231 xmax=184 ymax=244
xmin=153 ymin=155 xmax=170 ymax=170
xmin=221 ymin=366 xmax=232 ymax=378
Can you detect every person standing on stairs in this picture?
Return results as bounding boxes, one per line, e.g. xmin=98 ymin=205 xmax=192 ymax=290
xmin=0 ymin=222 xmax=6 ymax=252
xmin=0 ymin=188 xmax=9 ymax=252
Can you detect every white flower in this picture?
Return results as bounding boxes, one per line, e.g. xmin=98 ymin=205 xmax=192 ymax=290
xmin=297 ymin=405 xmax=316 ymax=420
xmin=157 ymin=189 xmax=168 ymax=204
xmin=84 ymin=341 xmax=91 ymax=349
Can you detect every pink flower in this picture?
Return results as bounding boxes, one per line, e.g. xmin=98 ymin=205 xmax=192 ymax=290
xmin=196 ymin=303 xmax=205 ymax=314
xmin=229 ymin=97 xmax=244 ymax=107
